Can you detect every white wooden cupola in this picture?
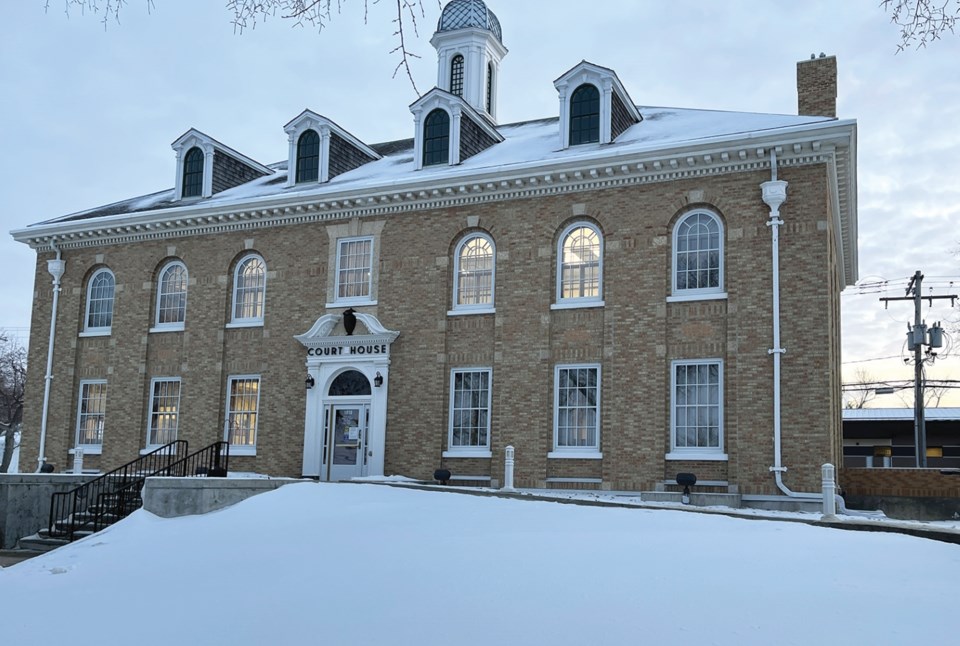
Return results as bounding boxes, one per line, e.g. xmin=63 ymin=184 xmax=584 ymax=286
xmin=171 ymin=128 xmax=272 ymax=201
xmin=283 ymin=110 xmax=381 ymax=188
xmin=430 ymin=0 xmax=508 ymax=123
xmin=554 ymin=61 xmax=642 ymax=150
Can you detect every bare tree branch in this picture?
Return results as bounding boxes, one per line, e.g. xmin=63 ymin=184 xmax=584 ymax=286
xmin=844 ymin=368 xmax=879 ymax=409
xmin=0 ymin=332 xmax=26 ymax=473
xmin=45 ymin=1 xmax=439 ymax=94
xmin=882 ymin=0 xmax=960 ymax=51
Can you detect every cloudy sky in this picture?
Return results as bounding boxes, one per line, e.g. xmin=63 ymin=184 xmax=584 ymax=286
xmin=1 ymin=0 xmax=958 ymax=403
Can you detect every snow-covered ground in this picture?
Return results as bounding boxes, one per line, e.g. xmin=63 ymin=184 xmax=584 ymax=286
xmin=2 ymin=482 xmax=958 ymax=645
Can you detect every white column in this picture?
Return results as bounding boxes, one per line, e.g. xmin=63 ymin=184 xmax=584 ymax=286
xmin=502 ymin=445 xmax=515 ymax=491
xmin=72 ymin=448 xmax=84 ymax=474
xmin=821 ymin=463 xmax=837 ymax=519
xmin=285 ymin=133 xmax=297 ymax=187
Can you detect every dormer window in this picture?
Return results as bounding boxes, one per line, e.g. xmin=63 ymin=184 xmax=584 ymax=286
xmin=296 ymin=130 xmax=320 ymax=183
xmin=570 ymin=84 xmax=600 ymax=145
xmin=450 ymin=55 xmax=465 ymax=97
xmin=554 ymin=61 xmax=642 ymax=150
xmin=283 ymin=110 xmax=380 ymax=187
xmin=182 ymin=147 xmax=204 ymax=198
xmin=410 ymin=89 xmax=503 ymax=171
xmin=423 ymin=109 xmax=451 ymax=166
xmin=172 ymin=128 xmax=271 ymax=201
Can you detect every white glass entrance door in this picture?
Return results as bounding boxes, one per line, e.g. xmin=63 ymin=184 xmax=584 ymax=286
xmin=326 ymin=404 xmax=369 ymax=481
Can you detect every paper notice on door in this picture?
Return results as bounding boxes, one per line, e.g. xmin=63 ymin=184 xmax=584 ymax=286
xmin=347 ymin=427 xmax=360 ymax=441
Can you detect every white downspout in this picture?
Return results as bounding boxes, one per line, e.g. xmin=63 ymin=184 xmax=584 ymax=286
xmin=761 ymin=151 xmax=819 ymax=499
xmin=37 ymin=242 xmax=66 ymax=472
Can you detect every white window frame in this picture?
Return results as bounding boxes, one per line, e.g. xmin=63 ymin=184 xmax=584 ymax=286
xmin=667 ymin=359 xmax=727 ymax=461
xmin=334 ymin=237 xmax=375 ymax=305
xmin=553 ymin=222 xmax=605 ymax=309
xmin=225 ymin=375 xmax=261 ymax=456
xmin=74 ymin=380 xmax=108 ymax=454
xmin=669 ymin=210 xmax=727 ymax=302
xmin=152 ymin=261 xmax=188 ymax=332
xmin=450 ymin=233 xmax=496 ymax=315
xmin=229 ymin=254 xmax=266 ymax=327
xmin=444 ymin=368 xmax=493 ymax=458
xmin=549 ymin=364 xmax=602 ymax=459
xmin=145 ymin=377 xmax=182 ymax=451
xmin=81 ymin=268 xmax=115 ymax=336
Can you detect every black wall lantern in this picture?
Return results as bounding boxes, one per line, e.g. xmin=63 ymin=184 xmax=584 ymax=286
xmin=374 ymin=372 xmax=384 ymax=388
xmin=305 ymin=374 xmax=315 ymax=390
xmin=676 ymin=472 xmax=697 ymax=504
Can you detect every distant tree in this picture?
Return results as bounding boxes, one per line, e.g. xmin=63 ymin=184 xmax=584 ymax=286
xmin=0 ymin=333 xmax=27 ymax=473
xmin=45 ymin=0 xmax=438 ymax=92
xmin=882 ymin=0 xmax=960 ymax=50
xmin=843 ymin=368 xmax=878 ymax=409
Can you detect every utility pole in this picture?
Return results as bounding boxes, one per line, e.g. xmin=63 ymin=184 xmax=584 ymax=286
xmin=880 ymin=270 xmax=957 ymax=468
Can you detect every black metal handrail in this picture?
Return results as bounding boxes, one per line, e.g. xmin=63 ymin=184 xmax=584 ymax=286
xmin=48 ymin=440 xmax=188 ymax=541
xmin=82 ymin=442 xmax=230 ymax=536
xmin=154 ymin=441 xmax=230 ymax=479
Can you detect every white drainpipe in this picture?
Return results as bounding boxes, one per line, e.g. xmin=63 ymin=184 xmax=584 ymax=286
xmin=761 ymin=151 xmax=819 ymax=499
xmin=37 ymin=242 xmax=66 ymax=472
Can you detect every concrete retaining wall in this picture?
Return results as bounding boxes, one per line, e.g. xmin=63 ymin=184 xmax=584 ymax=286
xmin=0 ymin=474 xmax=97 ymax=549
xmin=142 ymin=477 xmax=305 ymax=518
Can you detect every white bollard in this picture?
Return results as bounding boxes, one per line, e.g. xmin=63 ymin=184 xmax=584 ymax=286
xmin=73 ymin=448 xmax=84 ymax=474
xmin=821 ymin=463 xmax=837 ymax=519
xmin=503 ymin=445 xmax=515 ymax=492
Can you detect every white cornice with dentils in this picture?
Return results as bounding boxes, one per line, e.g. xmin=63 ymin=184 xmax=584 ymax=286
xmin=13 ymin=120 xmax=856 ymax=283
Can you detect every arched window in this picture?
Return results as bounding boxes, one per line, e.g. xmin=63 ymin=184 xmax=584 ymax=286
xmin=569 ymin=84 xmax=600 ymax=145
xmin=557 ymin=223 xmax=603 ymax=303
xmin=673 ymin=210 xmax=724 ymax=296
xmin=328 ymin=370 xmax=372 ymax=396
xmin=155 ymin=261 xmax=188 ymax=329
xmin=84 ymin=268 xmax=115 ymax=333
xmin=423 ymin=109 xmax=450 ymax=167
xmin=296 ymin=129 xmax=320 ymax=183
xmin=232 ymin=254 xmax=266 ymax=324
xmin=182 ymin=147 xmax=204 ymax=198
xmin=450 ymin=54 xmax=465 ymax=97
xmin=454 ymin=234 xmax=495 ymax=310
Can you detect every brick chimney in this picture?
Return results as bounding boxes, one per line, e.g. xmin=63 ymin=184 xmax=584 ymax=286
xmin=797 ymin=54 xmax=837 ymax=117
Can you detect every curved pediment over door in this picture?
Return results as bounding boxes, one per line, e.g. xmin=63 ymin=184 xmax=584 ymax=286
xmin=295 ymin=311 xmax=399 ymax=357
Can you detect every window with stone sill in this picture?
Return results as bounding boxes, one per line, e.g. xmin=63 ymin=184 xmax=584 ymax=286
xmin=556 ymin=223 xmax=603 ymax=305
xmin=453 ymin=234 xmax=495 ymax=311
xmin=231 ymin=254 xmax=266 ymax=324
xmin=335 ymin=237 xmax=374 ymax=303
xmin=75 ymin=380 xmax=107 ymax=451
xmin=84 ymin=268 xmax=115 ymax=334
xmin=670 ymin=359 xmax=724 ymax=458
xmin=448 ymin=368 xmax=492 ymax=452
xmin=553 ymin=364 xmax=600 ymax=454
xmin=226 ymin=375 xmax=260 ymax=454
xmin=673 ymin=210 xmax=724 ymax=297
xmin=154 ymin=261 xmax=188 ymax=330
xmin=147 ymin=378 xmax=181 ymax=449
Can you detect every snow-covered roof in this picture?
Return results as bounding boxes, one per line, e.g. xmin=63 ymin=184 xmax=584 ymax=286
xmin=844 ymin=408 xmax=960 ymax=422
xmin=11 ymin=104 xmax=857 ymax=283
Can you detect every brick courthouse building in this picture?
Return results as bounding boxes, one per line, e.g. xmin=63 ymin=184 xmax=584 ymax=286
xmin=13 ymin=0 xmax=857 ymax=496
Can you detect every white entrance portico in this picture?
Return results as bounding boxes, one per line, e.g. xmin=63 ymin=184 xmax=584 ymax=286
xmin=295 ymin=312 xmax=399 ymax=480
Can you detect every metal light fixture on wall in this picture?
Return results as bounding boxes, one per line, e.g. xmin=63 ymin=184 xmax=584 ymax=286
xmin=374 ymin=372 xmax=384 ymax=388
xmin=305 ymin=374 xmax=315 ymax=389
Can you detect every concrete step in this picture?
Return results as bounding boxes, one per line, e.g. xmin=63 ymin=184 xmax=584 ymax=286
xmin=0 ymin=549 xmax=45 ymax=567
xmin=17 ymin=533 xmax=69 ymax=553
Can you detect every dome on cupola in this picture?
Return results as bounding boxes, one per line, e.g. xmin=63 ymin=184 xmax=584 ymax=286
xmin=436 ymin=0 xmax=502 ymax=44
